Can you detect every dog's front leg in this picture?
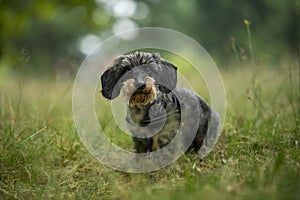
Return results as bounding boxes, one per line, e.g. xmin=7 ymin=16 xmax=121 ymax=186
xmin=133 ymin=137 xmax=153 ymax=153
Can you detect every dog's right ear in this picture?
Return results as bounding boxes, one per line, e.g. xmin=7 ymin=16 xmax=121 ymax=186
xmin=101 ymin=56 xmax=128 ymax=99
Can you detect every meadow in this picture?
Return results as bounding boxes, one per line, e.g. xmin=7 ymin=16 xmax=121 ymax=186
xmin=0 ymin=59 xmax=299 ymax=199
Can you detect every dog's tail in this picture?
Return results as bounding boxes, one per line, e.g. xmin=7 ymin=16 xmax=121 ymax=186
xmin=199 ymin=109 xmax=221 ymax=159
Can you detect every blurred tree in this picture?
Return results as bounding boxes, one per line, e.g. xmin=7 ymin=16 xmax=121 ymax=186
xmin=0 ymin=0 xmax=298 ymax=73
xmin=0 ymin=0 xmax=111 ymax=74
xmin=136 ymin=0 xmax=298 ymax=64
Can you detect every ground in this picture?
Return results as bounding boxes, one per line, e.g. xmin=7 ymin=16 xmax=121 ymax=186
xmin=0 ymin=61 xmax=299 ymax=199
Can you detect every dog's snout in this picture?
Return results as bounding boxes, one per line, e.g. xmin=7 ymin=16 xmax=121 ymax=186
xmin=135 ymin=76 xmax=146 ymax=88
xmin=135 ymin=81 xmax=146 ymax=90
xmin=138 ymin=84 xmax=146 ymax=90
xmin=137 ymin=75 xmax=144 ymax=82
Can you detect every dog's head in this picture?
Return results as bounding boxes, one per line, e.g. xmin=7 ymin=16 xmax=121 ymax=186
xmin=101 ymin=52 xmax=177 ymax=106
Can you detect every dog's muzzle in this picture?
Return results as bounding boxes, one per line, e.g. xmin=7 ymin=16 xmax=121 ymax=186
xmin=122 ymin=77 xmax=157 ymax=106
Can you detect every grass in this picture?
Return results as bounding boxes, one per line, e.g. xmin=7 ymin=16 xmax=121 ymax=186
xmin=0 ymin=60 xmax=299 ymax=199
xmin=243 ymin=19 xmax=254 ymax=64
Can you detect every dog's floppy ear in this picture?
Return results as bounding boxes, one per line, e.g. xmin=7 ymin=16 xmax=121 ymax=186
xmin=159 ymin=59 xmax=177 ymax=93
xmin=101 ymin=56 xmax=128 ymax=99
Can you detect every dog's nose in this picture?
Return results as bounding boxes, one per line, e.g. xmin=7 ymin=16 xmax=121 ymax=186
xmin=135 ymin=76 xmax=146 ymax=89
xmin=138 ymin=84 xmax=146 ymax=90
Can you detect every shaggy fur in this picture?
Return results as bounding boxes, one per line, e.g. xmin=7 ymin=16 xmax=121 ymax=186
xmin=101 ymin=52 xmax=219 ymax=154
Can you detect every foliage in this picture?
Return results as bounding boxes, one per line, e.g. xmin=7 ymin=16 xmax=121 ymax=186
xmin=0 ymin=62 xmax=299 ymax=199
xmin=0 ymin=0 xmax=298 ymax=72
xmin=139 ymin=0 xmax=298 ymax=63
xmin=0 ymin=0 xmax=110 ymax=72
xmin=0 ymin=0 xmax=299 ymax=199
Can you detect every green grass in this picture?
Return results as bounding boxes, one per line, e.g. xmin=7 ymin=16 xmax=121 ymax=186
xmin=0 ymin=61 xmax=299 ymax=199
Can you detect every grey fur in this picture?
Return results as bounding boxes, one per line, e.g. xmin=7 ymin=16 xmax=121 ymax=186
xmin=101 ymin=52 xmax=220 ymax=156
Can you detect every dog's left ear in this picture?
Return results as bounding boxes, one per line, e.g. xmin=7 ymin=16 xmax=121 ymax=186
xmin=101 ymin=56 xmax=128 ymax=99
xmin=159 ymin=60 xmax=178 ymax=93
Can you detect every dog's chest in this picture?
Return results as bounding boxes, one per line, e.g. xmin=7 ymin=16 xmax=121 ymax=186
xmin=126 ymin=96 xmax=181 ymax=148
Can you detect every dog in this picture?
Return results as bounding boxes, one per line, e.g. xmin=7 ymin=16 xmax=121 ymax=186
xmin=101 ymin=52 xmax=220 ymax=155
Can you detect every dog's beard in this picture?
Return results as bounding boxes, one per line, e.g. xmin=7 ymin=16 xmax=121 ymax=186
xmin=129 ymin=85 xmax=157 ymax=106
xmin=122 ymin=78 xmax=157 ymax=106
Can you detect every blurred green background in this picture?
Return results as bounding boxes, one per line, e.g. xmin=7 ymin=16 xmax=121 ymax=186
xmin=1 ymin=1 xmax=300 ymax=199
xmin=0 ymin=0 xmax=299 ymax=75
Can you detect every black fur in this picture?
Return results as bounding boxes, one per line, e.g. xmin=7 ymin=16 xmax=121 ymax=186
xmin=101 ymin=56 xmax=128 ymax=99
xmin=100 ymin=52 xmax=219 ymax=154
xmin=101 ymin=52 xmax=177 ymax=99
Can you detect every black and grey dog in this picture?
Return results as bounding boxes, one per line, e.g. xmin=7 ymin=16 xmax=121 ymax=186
xmin=101 ymin=52 xmax=220 ymax=155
